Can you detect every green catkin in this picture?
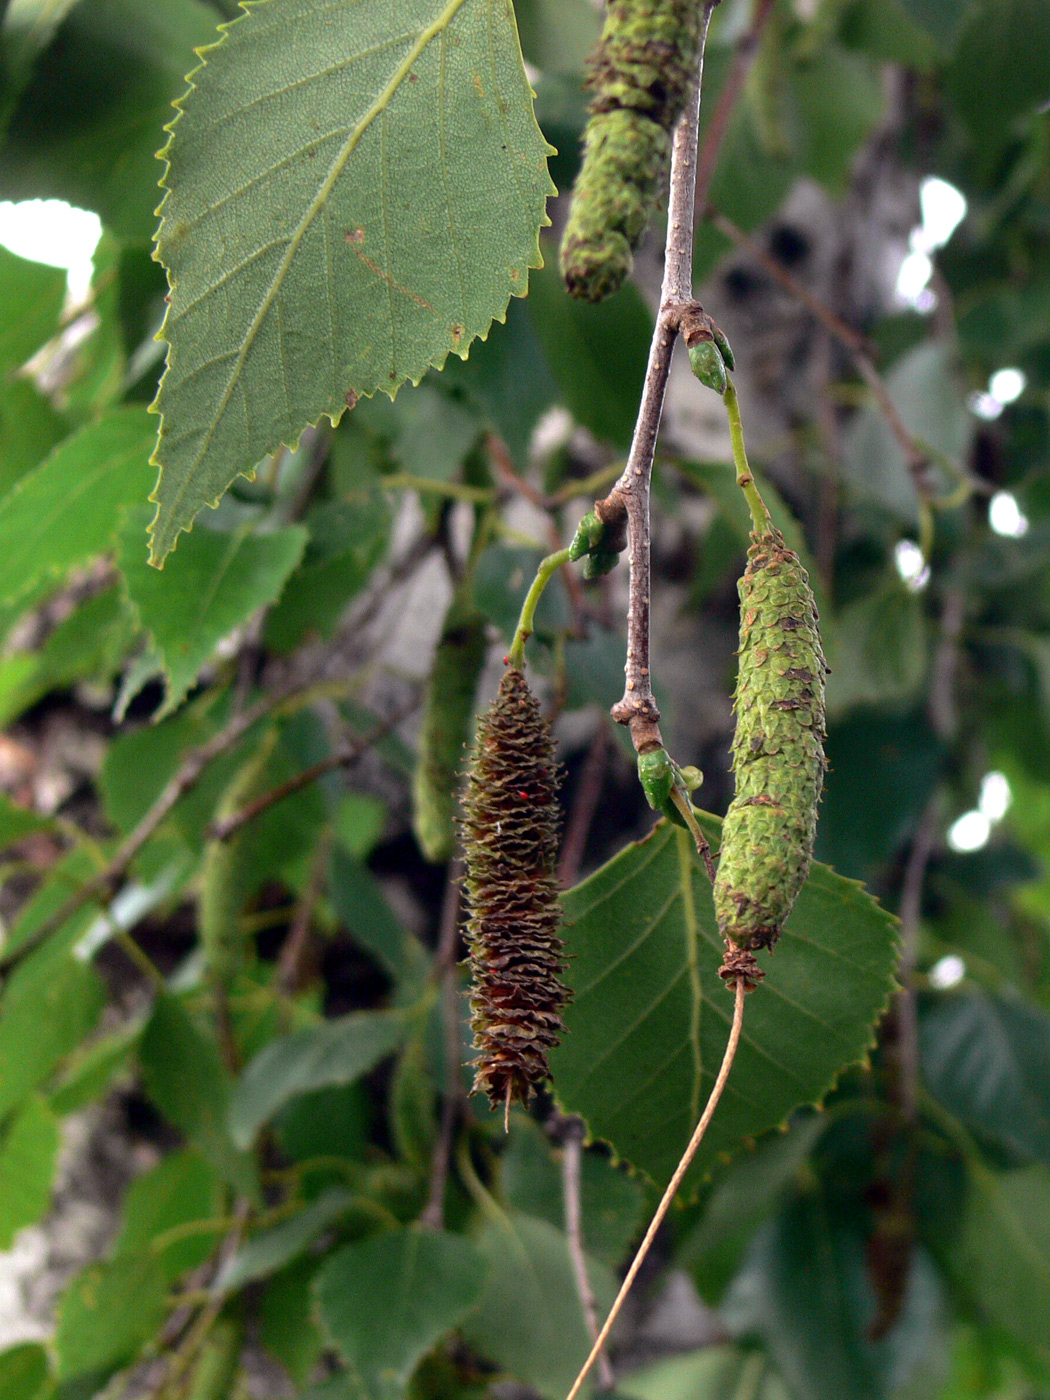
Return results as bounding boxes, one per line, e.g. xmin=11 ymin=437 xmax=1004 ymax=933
xmin=461 ymin=667 xmax=570 ymax=1112
xmin=412 ymin=608 xmax=487 ymax=864
xmin=713 ymin=529 xmax=828 ymax=952
xmin=560 ymin=0 xmax=704 ymax=302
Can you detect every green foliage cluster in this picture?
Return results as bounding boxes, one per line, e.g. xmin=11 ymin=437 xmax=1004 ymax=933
xmin=0 ymin=1 xmax=1045 ymax=1399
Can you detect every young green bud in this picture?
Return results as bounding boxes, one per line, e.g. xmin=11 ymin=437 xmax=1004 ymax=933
xmin=688 ymin=339 xmax=728 ymax=395
xmin=714 ymin=531 xmax=828 ymax=952
xmin=461 ymin=667 xmax=570 ymax=1112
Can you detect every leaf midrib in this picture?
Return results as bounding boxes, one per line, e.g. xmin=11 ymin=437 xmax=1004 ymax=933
xmin=154 ymin=0 xmax=473 ymax=558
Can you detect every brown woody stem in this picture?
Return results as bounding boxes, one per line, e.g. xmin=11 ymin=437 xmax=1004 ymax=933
xmin=602 ymin=0 xmax=718 ymax=755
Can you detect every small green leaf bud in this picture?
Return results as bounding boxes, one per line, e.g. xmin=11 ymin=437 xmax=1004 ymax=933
xmin=638 ymin=747 xmax=676 ymax=811
xmin=688 ymin=338 xmax=727 ymax=396
xmin=711 ymin=322 xmax=735 ymax=372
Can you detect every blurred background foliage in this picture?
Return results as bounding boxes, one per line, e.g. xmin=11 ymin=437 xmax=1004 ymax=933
xmin=0 ymin=0 xmax=1047 ymax=1398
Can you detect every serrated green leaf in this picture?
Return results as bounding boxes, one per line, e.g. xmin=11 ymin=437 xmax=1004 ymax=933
xmin=316 ymin=1227 xmax=487 ymax=1400
xmin=150 ymin=0 xmax=553 ymax=562
xmin=55 ymin=1251 xmax=169 ymax=1382
xmin=119 ymin=508 xmax=307 ymax=716
xmin=114 ymin=1149 xmax=223 ymax=1286
xmin=922 ymin=992 xmax=1050 ymax=1170
xmin=551 ymin=819 xmax=899 ymax=1189
xmin=229 ymin=1007 xmax=407 ymax=1148
xmin=140 ymin=993 xmax=258 ymax=1199
xmin=0 ymin=1096 xmax=60 ymax=1248
xmin=0 ymin=1343 xmax=53 ymax=1400
xmin=461 ymin=1210 xmax=616 ymax=1399
xmin=216 ymin=1186 xmax=354 ymax=1293
xmin=0 ymin=408 xmax=155 ymax=608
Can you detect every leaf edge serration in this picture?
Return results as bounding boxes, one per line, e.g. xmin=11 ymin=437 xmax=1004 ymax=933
xmin=146 ymin=0 xmax=555 ymax=568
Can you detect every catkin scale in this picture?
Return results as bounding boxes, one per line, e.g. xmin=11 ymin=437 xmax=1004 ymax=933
xmin=461 ymin=667 xmax=570 ymax=1110
xmin=560 ymin=0 xmax=703 ymax=302
xmin=411 ymin=609 xmax=487 ymax=864
xmin=714 ymin=531 xmax=828 ymax=952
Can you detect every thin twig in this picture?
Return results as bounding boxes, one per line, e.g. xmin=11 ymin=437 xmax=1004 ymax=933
xmin=692 ymin=0 xmax=777 ymax=220
xmin=561 ymin=1117 xmax=615 ymax=1392
xmin=208 ymin=702 xmax=416 ymax=842
xmin=564 ymin=977 xmax=748 ymax=1400
xmin=278 ymin=829 xmax=333 ymax=996
xmin=604 ymin=2 xmax=718 ymax=754
xmin=896 ymin=792 xmax=940 ymax=1122
xmin=421 ymin=860 xmax=465 ymax=1231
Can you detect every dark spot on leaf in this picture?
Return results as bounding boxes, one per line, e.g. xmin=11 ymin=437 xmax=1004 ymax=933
xmin=345 ymin=228 xmax=365 ymax=244
xmin=345 ymin=389 xmax=358 ymax=410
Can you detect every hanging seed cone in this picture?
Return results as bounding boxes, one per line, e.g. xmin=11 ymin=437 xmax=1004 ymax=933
xmin=461 ymin=666 xmax=570 ymax=1112
xmin=714 ymin=530 xmax=828 ymax=953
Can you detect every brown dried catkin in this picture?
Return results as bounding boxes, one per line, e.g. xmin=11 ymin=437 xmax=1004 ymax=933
xmin=461 ymin=667 xmax=570 ymax=1111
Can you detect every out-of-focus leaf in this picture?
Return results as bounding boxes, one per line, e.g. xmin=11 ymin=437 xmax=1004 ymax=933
xmin=825 ymin=581 xmax=927 ymax=717
xmin=723 ymin=1192 xmax=946 ymax=1400
xmin=48 ymin=1019 xmax=142 ymax=1116
xmin=315 ymin=1227 xmax=487 ymax=1400
xmin=954 ymin=1164 xmax=1050 ymax=1362
xmin=0 ymin=794 xmax=52 ymax=851
xmin=215 ymin=1187 xmax=354 ymax=1293
xmin=55 ymin=1252 xmax=168 ymax=1381
xmin=0 ymin=1343 xmax=52 ymax=1400
xmin=551 ymin=820 xmax=899 ymax=1189
xmin=842 ymin=343 xmax=972 ymax=525
xmin=149 ymin=0 xmax=553 ymax=562
xmin=621 ymin=1347 xmax=791 ymax=1400
xmin=789 ymin=46 xmax=885 ymax=194
xmin=816 ymin=711 xmax=941 ymax=885
xmin=0 ymin=1096 xmax=59 ymax=1248
xmin=229 ymin=1008 xmax=407 ymax=1149
xmin=118 ymin=508 xmax=306 ymax=717
xmin=949 ymin=0 xmax=1050 ymax=142
xmin=0 ymin=407 xmax=154 ymax=608
xmin=525 ymin=257 xmax=652 ymax=450
xmin=140 ymin=993 xmax=258 ymax=1199
xmin=461 ymin=1211 xmax=616 ymax=1399
xmin=258 ymin=1257 xmax=324 ymax=1386
xmin=677 ymin=1115 xmax=827 ymax=1302
xmin=0 ymin=937 xmax=105 ymax=1119
xmin=499 ymin=1113 xmax=647 ymax=1270
xmin=0 ymin=379 xmax=66 ymax=498
xmin=0 ymin=0 xmax=220 ymax=241
xmin=329 ymin=849 xmax=430 ymax=997
xmin=922 ymin=992 xmax=1050 ymax=1169
xmin=513 ymin=0 xmax=601 ymax=76
xmin=113 ymin=1149 xmax=223 ymax=1286
xmin=0 ymin=243 xmax=64 ymax=374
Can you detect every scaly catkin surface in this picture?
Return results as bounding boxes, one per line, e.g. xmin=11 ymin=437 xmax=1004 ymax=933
xmin=461 ymin=667 xmax=570 ymax=1109
xmin=714 ymin=530 xmax=828 ymax=952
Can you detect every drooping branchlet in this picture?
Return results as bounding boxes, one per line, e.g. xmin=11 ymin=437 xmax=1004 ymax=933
xmin=714 ymin=529 xmax=828 ymax=954
xmin=461 ymin=667 xmax=570 ymax=1113
xmin=560 ymin=0 xmax=705 ymax=302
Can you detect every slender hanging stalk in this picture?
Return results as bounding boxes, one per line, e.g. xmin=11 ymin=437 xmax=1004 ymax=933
xmin=564 ymin=978 xmax=748 ymax=1400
